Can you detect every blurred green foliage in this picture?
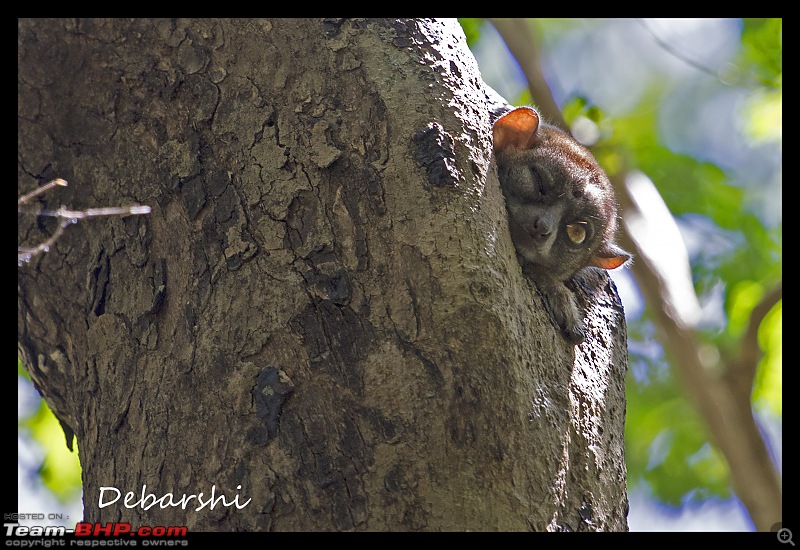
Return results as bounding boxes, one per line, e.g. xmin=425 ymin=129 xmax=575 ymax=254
xmin=458 ymin=18 xmax=483 ymax=47
xmin=740 ymin=18 xmax=782 ymax=87
xmin=18 ymin=360 xmax=82 ymax=503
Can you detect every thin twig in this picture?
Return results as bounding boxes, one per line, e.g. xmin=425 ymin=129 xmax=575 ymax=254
xmin=24 ymin=205 xmax=153 ymax=219
xmin=18 ymin=178 xmax=68 ymax=206
xmin=18 ymin=178 xmax=151 ymax=264
xmin=634 ymin=18 xmax=756 ymax=89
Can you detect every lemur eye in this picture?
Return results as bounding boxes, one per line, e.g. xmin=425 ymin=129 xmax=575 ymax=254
xmin=566 ymin=222 xmax=588 ymax=244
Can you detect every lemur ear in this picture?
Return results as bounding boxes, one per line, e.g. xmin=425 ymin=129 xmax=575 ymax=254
xmin=589 ymin=242 xmax=632 ymax=270
xmin=492 ymin=107 xmax=541 ymax=153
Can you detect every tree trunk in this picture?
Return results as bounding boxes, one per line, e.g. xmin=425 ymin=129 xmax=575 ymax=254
xmin=18 ymin=18 xmax=629 ymax=532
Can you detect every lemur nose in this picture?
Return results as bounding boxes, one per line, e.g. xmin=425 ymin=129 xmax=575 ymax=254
xmin=532 ymin=217 xmax=552 ymax=240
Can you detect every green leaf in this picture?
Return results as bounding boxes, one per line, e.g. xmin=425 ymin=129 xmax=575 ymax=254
xmin=741 ymin=88 xmax=782 ymax=143
xmin=753 ymin=300 xmax=782 ymax=415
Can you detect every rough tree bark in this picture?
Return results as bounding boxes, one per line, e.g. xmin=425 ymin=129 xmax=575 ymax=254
xmin=18 ymin=18 xmax=629 ymax=532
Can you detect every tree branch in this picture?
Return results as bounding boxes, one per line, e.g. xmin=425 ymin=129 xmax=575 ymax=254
xmin=615 ymin=170 xmax=781 ymax=531
xmin=487 ymin=18 xmax=568 ymax=132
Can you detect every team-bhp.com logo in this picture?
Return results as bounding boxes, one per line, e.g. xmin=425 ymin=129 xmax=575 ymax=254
xmin=6 ymin=521 xmax=187 ymax=541
xmin=75 ymin=523 xmax=187 ymax=537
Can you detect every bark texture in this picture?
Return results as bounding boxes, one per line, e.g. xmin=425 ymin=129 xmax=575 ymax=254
xmin=18 ymin=18 xmax=629 ymax=531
